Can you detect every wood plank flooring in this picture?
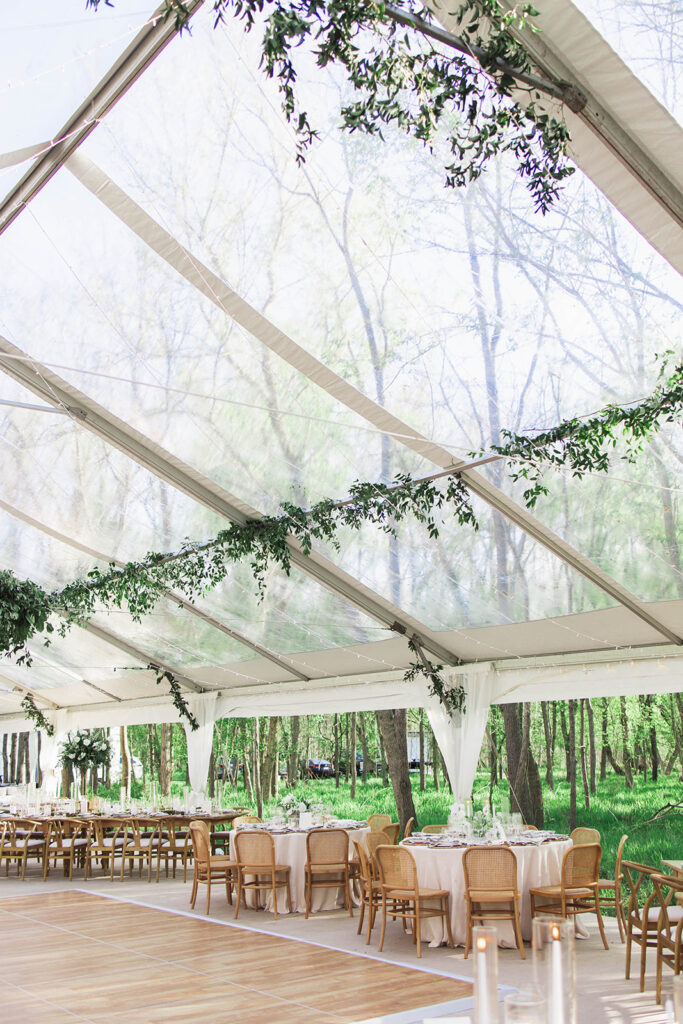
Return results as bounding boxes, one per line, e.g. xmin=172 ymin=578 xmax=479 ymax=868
xmin=0 ymin=891 xmax=472 ymax=1023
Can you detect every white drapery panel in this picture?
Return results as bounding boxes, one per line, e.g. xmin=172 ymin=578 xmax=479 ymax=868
xmin=422 ymin=667 xmax=498 ymax=802
xmin=183 ymin=693 xmax=218 ymax=796
xmin=39 ymin=710 xmax=69 ymax=797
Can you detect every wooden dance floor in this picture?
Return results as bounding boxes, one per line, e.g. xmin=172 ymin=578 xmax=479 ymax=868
xmin=0 ymin=891 xmax=472 ymax=1023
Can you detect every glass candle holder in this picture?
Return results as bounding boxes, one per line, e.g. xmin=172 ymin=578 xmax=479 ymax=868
xmin=473 ymin=926 xmax=499 ymax=1024
xmin=504 ymin=991 xmax=547 ymax=1023
xmin=532 ymin=916 xmax=577 ymax=1024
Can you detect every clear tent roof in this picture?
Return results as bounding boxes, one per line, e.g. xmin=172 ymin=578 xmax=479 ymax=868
xmin=0 ymin=0 xmax=680 ymax=721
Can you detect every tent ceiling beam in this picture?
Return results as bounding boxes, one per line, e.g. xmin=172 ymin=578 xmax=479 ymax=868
xmin=62 ymin=156 xmax=682 ymax=648
xmin=0 ymin=336 xmax=462 ymax=667
xmin=385 ymin=5 xmax=582 ymax=107
xmin=0 ymin=494 xmax=311 ymax=683
xmin=0 ymin=0 xmax=204 ymax=237
xmin=76 ymin=620 xmax=206 ymax=694
xmin=0 ymin=673 xmax=59 ymax=709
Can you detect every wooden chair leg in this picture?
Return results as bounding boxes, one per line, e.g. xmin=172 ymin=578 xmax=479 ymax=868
xmin=305 ymin=869 xmax=311 ymax=919
xmin=415 ymin=900 xmax=422 ymax=958
xmin=513 ymin=899 xmax=526 ymax=959
xmin=286 ymin=875 xmax=293 ymax=914
xmin=594 ymin=896 xmax=609 ymax=950
xmin=639 ymin=933 xmax=648 ymax=992
xmin=656 ymin=936 xmax=663 ymax=1005
xmin=625 ymin=924 xmax=633 ymax=979
xmin=205 ymin=877 xmax=211 ymax=915
xmin=190 ymin=873 xmax=198 ymax=909
xmin=357 ymin=897 xmax=365 ymax=935
xmin=443 ymin=895 xmax=455 ymax=950
xmin=377 ymin=894 xmax=388 ymax=952
xmin=233 ymin=872 xmax=242 ymax=919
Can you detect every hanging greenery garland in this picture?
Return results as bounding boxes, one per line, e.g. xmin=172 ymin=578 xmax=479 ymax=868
xmin=20 ymin=695 xmax=54 ymax=736
xmin=87 ymin=0 xmax=575 ymax=212
xmin=1 ymin=357 xmax=680 ymax=727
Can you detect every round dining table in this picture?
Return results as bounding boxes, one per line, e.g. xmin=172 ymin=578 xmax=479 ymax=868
xmin=233 ymin=820 xmax=369 ymax=914
xmin=402 ymin=833 xmax=587 ymax=947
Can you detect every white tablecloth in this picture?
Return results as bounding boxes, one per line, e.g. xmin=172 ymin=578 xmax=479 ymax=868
xmin=404 ymin=838 xmax=588 ymax=947
xmin=233 ymin=826 xmax=368 ymax=914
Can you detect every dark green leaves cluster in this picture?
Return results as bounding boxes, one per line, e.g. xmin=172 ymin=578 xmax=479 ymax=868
xmin=491 ymin=356 xmax=683 ymax=507
xmin=88 ymin=0 xmax=574 ymax=212
xmin=20 ymin=695 xmax=54 ymax=736
xmin=148 ymin=666 xmax=200 ymax=731
xmin=0 ymin=571 xmax=53 ymax=666
xmin=405 ymin=640 xmax=466 ymax=717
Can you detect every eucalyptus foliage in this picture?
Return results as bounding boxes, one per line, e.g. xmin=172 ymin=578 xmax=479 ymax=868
xmin=87 ymin=0 xmax=575 ymax=212
xmin=20 ymin=695 xmax=54 ymax=736
xmin=492 ymin=354 xmax=683 ymax=507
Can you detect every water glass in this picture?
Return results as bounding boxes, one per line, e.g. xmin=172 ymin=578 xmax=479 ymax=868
xmin=504 ymin=991 xmax=546 ymax=1023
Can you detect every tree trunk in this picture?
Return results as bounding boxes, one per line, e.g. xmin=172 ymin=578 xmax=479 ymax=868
xmin=645 ymin=695 xmax=659 ymax=781
xmin=376 ymin=709 xmax=417 ymax=830
xmin=350 ymin=712 xmax=357 ymax=800
xmin=586 ymin=698 xmax=597 ymax=795
xmin=208 ymin=746 xmax=215 ymax=799
xmin=568 ymin=699 xmax=577 ymax=831
xmin=104 ymin=728 xmax=111 ymax=787
xmin=503 ymin=704 xmax=544 ymax=827
xmin=2 ymin=734 xmax=7 ymax=783
xmin=620 ymin=696 xmax=634 ymax=789
xmin=359 ymin=713 xmax=369 ymax=785
xmin=344 ymin=715 xmax=350 ymax=783
xmin=541 ymin=701 xmax=554 ymax=790
xmin=600 ymin=699 xmax=608 ymax=781
xmin=333 ymin=714 xmax=340 ymax=788
xmin=262 ymin=717 xmax=279 ymax=800
xmin=431 ymin=723 xmax=440 ymax=792
xmin=9 ymin=733 xmax=17 ymax=784
xmin=241 ymin=722 xmax=253 ymax=802
xmin=419 ymin=711 xmax=426 ymax=792
xmin=579 ymin=699 xmax=590 ymax=810
xmin=288 ymin=716 xmax=300 ymax=787
xmin=120 ymin=726 xmax=131 ymax=799
xmin=253 ymin=717 xmax=262 ymax=818
xmin=159 ymin=723 xmax=172 ymax=796
xmin=559 ymin=707 xmax=571 ymax=782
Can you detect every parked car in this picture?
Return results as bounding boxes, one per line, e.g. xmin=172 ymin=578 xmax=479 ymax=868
xmin=306 ymin=758 xmax=335 ymax=778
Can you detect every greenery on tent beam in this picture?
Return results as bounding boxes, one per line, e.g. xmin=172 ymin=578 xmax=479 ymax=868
xmin=87 ymin=0 xmax=575 ymax=213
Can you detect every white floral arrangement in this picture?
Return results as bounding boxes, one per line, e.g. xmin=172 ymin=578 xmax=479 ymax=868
xmin=59 ymin=730 xmax=112 ymax=771
xmin=280 ymin=792 xmax=312 ymax=814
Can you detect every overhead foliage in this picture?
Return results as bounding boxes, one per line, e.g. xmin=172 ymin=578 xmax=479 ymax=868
xmin=87 ymin=0 xmax=575 ymax=212
xmin=2 ymin=357 xmax=681 ymax=727
xmin=20 ymin=695 xmax=54 ymax=736
xmin=491 ymin=353 xmax=683 ymax=507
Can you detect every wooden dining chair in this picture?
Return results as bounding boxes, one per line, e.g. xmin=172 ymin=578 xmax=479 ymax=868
xmin=597 ymin=833 xmax=628 ymax=943
xmin=120 ymin=818 xmax=163 ymax=882
xmin=353 ymin=839 xmax=382 ymax=945
xmin=368 ymin=814 xmax=392 ymax=832
xmin=422 ymin=824 xmax=449 ymax=834
xmin=365 ymin=830 xmax=392 ymax=879
xmin=85 ymin=818 xmax=124 ymax=881
xmin=159 ymin=819 xmax=191 ymax=879
xmin=304 ymin=828 xmax=352 ymax=918
xmin=232 ymin=830 xmax=292 ymax=920
xmin=571 ymin=827 xmax=601 ymax=845
xmin=530 ymin=843 xmax=609 ymax=950
xmin=46 ymin=818 xmax=90 ymax=881
xmin=383 ymin=823 xmax=400 ymax=845
xmin=463 ymin=845 xmax=525 ymax=959
xmin=623 ymin=860 xmax=677 ymax=991
xmin=0 ymin=819 xmax=47 ymax=880
xmin=651 ymin=873 xmax=683 ymax=1004
xmin=375 ymin=844 xmax=454 ymax=958
xmin=232 ymin=815 xmax=262 ymax=828
xmin=403 ymin=817 xmax=415 ymax=839
xmin=189 ymin=820 xmax=236 ymax=915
